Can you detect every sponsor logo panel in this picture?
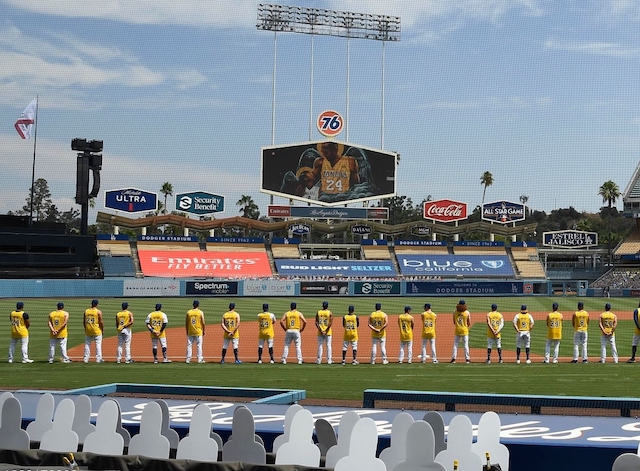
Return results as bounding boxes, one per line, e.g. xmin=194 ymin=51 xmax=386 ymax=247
xmin=243 ymin=280 xmax=295 ymax=296
xmin=353 ymin=282 xmax=401 ymax=295
xmin=423 ymin=199 xmax=467 ymax=223
xmin=185 ymin=281 xmax=238 ymax=296
xmin=481 ymin=201 xmax=525 ymax=224
xmin=300 ymin=281 xmax=349 ymax=296
xmin=176 ymin=191 xmax=224 ymax=215
xmin=105 ymin=188 xmax=157 ymax=213
xmin=543 ymin=230 xmax=598 ymax=247
xmin=397 ymin=255 xmax=514 ymax=277
xmin=407 ymin=281 xmax=523 ymax=295
xmin=275 ymin=259 xmax=396 ymax=277
xmin=122 ymin=279 xmax=180 ymax=297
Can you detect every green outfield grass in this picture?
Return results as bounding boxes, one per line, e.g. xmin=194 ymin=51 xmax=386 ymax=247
xmin=1 ymin=296 xmax=639 ymax=401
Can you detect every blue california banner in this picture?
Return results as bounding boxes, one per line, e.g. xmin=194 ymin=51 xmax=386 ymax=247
xmin=275 ymin=259 xmax=396 ymax=277
xmin=397 ymin=254 xmax=514 ymax=277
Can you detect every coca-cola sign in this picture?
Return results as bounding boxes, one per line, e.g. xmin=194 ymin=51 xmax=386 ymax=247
xmin=423 ymin=199 xmax=468 ymax=223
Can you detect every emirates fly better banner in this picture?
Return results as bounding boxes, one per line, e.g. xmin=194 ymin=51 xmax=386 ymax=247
xmin=138 ymin=250 xmax=273 ymax=278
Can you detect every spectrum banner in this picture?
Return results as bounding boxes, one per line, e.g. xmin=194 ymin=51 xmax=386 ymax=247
xmin=397 ymin=255 xmax=514 ymax=277
xmin=138 ymin=250 xmax=273 ymax=278
xmin=406 ymin=281 xmax=523 ymax=295
xmin=185 ymin=281 xmax=238 ymax=296
xmin=275 ymin=259 xmax=396 ymax=277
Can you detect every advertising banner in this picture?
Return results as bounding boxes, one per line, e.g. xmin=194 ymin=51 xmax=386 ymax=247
xmin=176 ymin=192 xmax=224 ymax=215
xmin=300 ymin=281 xmax=349 ymax=296
xmin=353 ymin=281 xmax=401 ymax=295
xmin=406 ymin=281 xmax=523 ymax=295
xmin=275 ymin=260 xmax=396 ymax=277
xmin=122 ymin=279 xmax=180 ymax=297
xmin=139 ymin=235 xmax=198 ymax=243
xmin=543 ymin=230 xmax=598 ymax=247
xmin=481 ymin=201 xmax=525 ymax=224
xmin=268 ymin=205 xmax=389 ymax=220
xmin=396 ymin=240 xmax=445 ymax=246
xmin=261 ymin=141 xmax=396 ymax=207
xmin=423 ymin=199 xmax=467 ymax=222
xmin=105 ymin=188 xmax=157 ymax=213
xmin=185 ymin=281 xmax=238 ymax=296
xmin=397 ymin=255 xmax=514 ymax=277
xmin=243 ymin=280 xmax=296 ymax=296
xmin=138 ymin=250 xmax=273 ymax=278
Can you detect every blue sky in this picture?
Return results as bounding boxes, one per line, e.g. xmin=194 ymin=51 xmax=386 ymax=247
xmin=2 ymin=0 xmax=640 ymax=221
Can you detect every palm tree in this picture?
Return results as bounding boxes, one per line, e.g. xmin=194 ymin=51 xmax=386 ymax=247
xmin=237 ymin=195 xmax=259 ymax=219
xmin=480 ymin=171 xmax=494 ymax=205
xmin=160 ymin=182 xmax=173 ymax=215
xmin=598 ymin=180 xmax=621 ymax=267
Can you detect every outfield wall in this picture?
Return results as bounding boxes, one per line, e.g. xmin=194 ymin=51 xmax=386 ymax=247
xmin=0 ymin=278 xmax=552 ymax=298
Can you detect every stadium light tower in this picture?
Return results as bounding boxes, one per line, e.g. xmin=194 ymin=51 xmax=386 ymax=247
xmin=257 ymin=4 xmax=400 ymax=147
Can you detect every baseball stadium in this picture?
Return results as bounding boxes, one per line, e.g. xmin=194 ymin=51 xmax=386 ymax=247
xmin=5 ymin=4 xmax=640 ymax=471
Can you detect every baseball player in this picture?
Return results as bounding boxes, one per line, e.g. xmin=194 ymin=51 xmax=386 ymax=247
xmin=342 ymin=305 xmax=359 ymax=365
xmin=221 ymin=302 xmax=241 ymax=364
xmin=398 ymin=306 xmax=414 ymax=364
xmin=486 ymin=303 xmax=504 ymax=364
xmin=83 ymin=299 xmax=104 ymax=363
xmin=451 ymin=300 xmax=471 ymax=363
xmin=419 ymin=303 xmax=438 ymax=364
xmin=544 ymin=302 xmax=562 ymax=364
xmin=572 ymin=301 xmax=589 ymax=363
xmin=146 ymin=303 xmax=171 ymax=363
xmin=185 ymin=300 xmax=205 ymax=364
xmin=8 ymin=301 xmax=34 ymax=364
xmin=513 ymin=305 xmax=534 ymax=364
xmin=628 ymin=302 xmax=640 ymax=363
xmin=48 ymin=302 xmax=71 ymax=363
xmin=280 ymin=302 xmax=306 ymax=364
xmin=257 ymin=303 xmax=276 ymax=364
xmin=115 ymin=302 xmax=134 ymax=364
xmin=315 ymin=301 xmax=333 ymax=364
xmin=599 ymin=303 xmax=618 ymax=364
xmin=368 ymin=303 xmax=389 ymax=365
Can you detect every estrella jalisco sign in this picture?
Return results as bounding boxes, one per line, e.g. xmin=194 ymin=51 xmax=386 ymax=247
xmin=105 ymin=188 xmax=157 ymax=213
xmin=543 ymin=230 xmax=598 ymax=247
xmin=176 ymin=191 xmax=224 ymax=215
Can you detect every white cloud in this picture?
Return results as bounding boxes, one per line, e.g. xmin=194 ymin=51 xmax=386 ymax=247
xmin=544 ymin=38 xmax=640 ymax=58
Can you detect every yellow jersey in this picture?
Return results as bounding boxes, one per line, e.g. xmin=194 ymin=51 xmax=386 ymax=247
xmin=222 ymin=311 xmax=240 ymax=338
xmin=573 ymin=310 xmax=589 ymax=332
xmin=284 ymin=310 xmax=302 ymax=331
xmin=116 ymin=310 xmax=133 ymax=332
xmin=10 ymin=310 xmax=28 ymax=339
xmin=398 ymin=314 xmax=414 ymax=342
xmin=634 ymin=309 xmax=640 ymax=335
xmin=547 ymin=312 xmax=563 ymax=340
xmin=453 ymin=310 xmax=470 ymax=336
xmin=343 ymin=314 xmax=358 ymax=342
xmin=320 ymin=157 xmax=351 ymax=194
xmin=84 ymin=307 xmax=102 ymax=336
xmin=421 ymin=310 xmax=437 ymax=339
xmin=514 ymin=313 xmax=534 ymax=332
xmin=600 ymin=311 xmax=616 ymax=336
xmin=258 ymin=312 xmax=276 ymax=339
xmin=49 ymin=310 xmax=68 ymax=339
xmin=186 ymin=308 xmax=204 ymax=336
xmin=147 ymin=311 xmax=167 ymax=338
xmin=486 ymin=311 xmax=503 ymax=339
xmin=369 ymin=311 xmax=387 ymax=339
xmin=316 ymin=309 xmax=332 ymax=336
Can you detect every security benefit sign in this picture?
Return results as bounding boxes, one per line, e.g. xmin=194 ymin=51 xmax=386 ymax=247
xmin=353 ymin=281 xmax=401 ymax=295
xmin=397 ymin=255 xmax=514 ymax=277
xmin=185 ymin=281 xmax=238 ymax=296
xmin=137 ymin=250 xmax=273 ymax=278
xmin=176 ymin=192 xmax=224 ymax=215
xmin=105 ymin=188 xmax=157 ymax=213
xmin=261 ymin=141 xmax=396 ymax=207
xmin=481 ymin=201 xmax=525 ymax=224
xmin=543 ymin=230 xmax=598 ymax=248
xmin=275 ymin=259 xmax=396 ymax=277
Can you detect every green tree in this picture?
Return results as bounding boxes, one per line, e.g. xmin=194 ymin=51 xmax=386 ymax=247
xmin=481 ymin=171 xmax=494 ymax=205
xmin=20 ymin=178 xmax=53 ymax=222
xmin=237 ymin=195 xmax=260 ymax=220
xmin=160 ymin=182 xmax=173 ymax=215
xmin=599 ymin=180 xmax=621 ymax=266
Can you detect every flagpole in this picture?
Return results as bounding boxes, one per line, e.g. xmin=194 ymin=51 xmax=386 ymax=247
xmin=28 ymin=96 xmax=39 ymax=226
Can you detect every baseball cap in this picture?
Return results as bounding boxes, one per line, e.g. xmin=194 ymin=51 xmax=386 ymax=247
xmin=16 ymin=302 xmax=24 ymax=310
xmin=459 ymin=299 xmax=466 ymax=305
xmin=155 ymin=303 xmax=162 ymax=311
xmin=404 ymin=306 xmax=411 ymax=313
xmin=291 ymin=302 xmax=297 ymax=309
xmin=229 ymin=302 xmax=235 ymax=309
xmin=375 ymin=303 xmax=382 ymax=310
xmin=193 ymin=300 xmax=200 ymax=307
xmin=521 ymin=305 xmax=527 ymax=311
xmin=578 ymin=301 xmax=584 ymax=309
xmin=91 ymin=299 xmax=99 ymax=306
xmin=348 ymin=305 xmax=354 ymax=312
xmin=424 ymin=303 xmax=431 ymax=309
xmin=491 ymin=303 xmax=497 ymax=310
xmin=605 ymin=303 xmax=612 ymax=310
xmin=57 ymin=302 xmax=64 ymax=309
xmin=322 ymin=301 xmax=329 ymax=309
xmin=263 ymin=303 xmax=269 ymax=311
xmin=552 ymin=302 xmax=558 ymax=309
xmin=122 ymin=302 xmax=129 ymax=309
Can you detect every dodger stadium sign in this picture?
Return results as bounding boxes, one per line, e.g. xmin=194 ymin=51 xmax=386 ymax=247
xmin=543 ymin=230 xmax=598 ymax=247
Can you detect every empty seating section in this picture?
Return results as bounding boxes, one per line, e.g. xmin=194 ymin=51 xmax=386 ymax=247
xmin=97 ymin=240 xmax=132 ymax=256
xmin=206 ymin=243 xmax=267 ymax=253
xmin=453 ymin=246 xmax=507 ymax=256
xmin=514 ymin=260 xmax=547 ymax=278
xmin=271 ymin=244 xmax=301 ymax=258
xmin=615 ymin=227 xmax=640 ymax=255
xmin=511 ymin=247 xmax=539 ymax=260
xmin=137 ymin=241 xmax=201 ymax=252
xmin=362 ymin=246 xmax=392 ymax=260
xmin=100 ymin=256 xmax=136 ymax=277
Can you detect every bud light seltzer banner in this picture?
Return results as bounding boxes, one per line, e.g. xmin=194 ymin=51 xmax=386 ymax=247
xmin=481 ymin=201 xmax=525 ymax=224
